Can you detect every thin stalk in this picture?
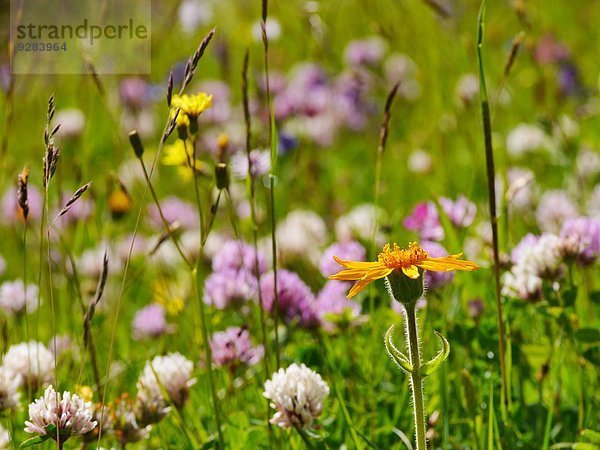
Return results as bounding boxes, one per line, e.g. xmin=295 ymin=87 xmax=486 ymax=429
xmin=405 ymin=303 xmax=427 ymax=450
xmin=368 ymin=83 xmax=399 ymax=435
xmin=34 ymin=194 xmax=48 ymax=346
xmin=477 ymin=1 xmax=509 ymax=411
xmin=22 ymin=221 xmax=31 ymax=347
xmin=318 ymin=333 xmax=362 ymax=449
xmin=242 ymin=49 xmax=272 ymax=376
xmin=293 ymin=424 xmax=317 ymax=450
xmin=261 ymin=0 xmax=281 ymax=369
xmin=191 ymin=190 xmax=225 ymax=448
xmin=138 ymin=157 xmax=193 ymax=269
xmin=98 ymin=114 xmax=174 ymax=443
xmin=43 ymin=188 xmax=59 ymax=390
xmin=185 ymin=130 xmax=224 ymax=446
xmin=268 ymin=172 xmax=281 ymax=370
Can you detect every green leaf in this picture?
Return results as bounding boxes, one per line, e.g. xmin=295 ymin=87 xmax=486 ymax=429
xmin=563 ymin=287 xmax=578 ymax=307
xmin=582 ymin=347 xmax=600 ymax=365
xmin=419 ymin=331 xmax=450 ymax=378
xmin=573 ymin=444 xmax=600 ymax=450
xmin=589 ymin=291 xmax=600 ymax=304
xmin=20 ymin=435 xmax=52 ymax=448
xmin=574 ymin=328 xmax=600 ymax=343
xmin=581 ymin=429 xmax=600 ymax=445
xmin=384 ymin=324 xmax=413 ymax=374
xmin=522 ymin=343 xmax=552 ymax=369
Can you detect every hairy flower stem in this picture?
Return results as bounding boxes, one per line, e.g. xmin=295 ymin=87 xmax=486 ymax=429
xmin=405 ymin=303 xmax=427 ymax=450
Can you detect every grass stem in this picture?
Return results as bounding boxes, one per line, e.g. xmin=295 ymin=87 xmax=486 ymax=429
xmin=477 ymin=1 xmax=509 ymax=412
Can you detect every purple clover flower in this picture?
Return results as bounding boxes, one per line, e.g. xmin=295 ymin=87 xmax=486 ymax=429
xmin=313 ymin=280 xmax=362 ymax=331
xmin=148 ymin=197 xmax=199 ymax=230
xmin=1 ymin=186 xmax=43 ymax=225
xmin=260 ymin=270 xmax=318 ymax=328
xmin=468 ymin=298 xmax=485 ymax=320
xmin=212 ymin=240 xmax=266 ymax=275
xmin=560 ymin=217 xmax=600 ymax=264
xmin=403 ymin=202 xmax=444 ymax=241
xmin=439 ymin=195 xmax=476 ymax=228
xmin=344 ymin=37 xmax=386 ymax=67
xmin=0 ymin=280 xmax=41 ymax=315
xmin=210 ymin=327 xmax=264 ymax=368
xmin=132 ymin=304 xmax=172 ymax=340
xmin=203 ymin=269 xmax=258 ymax=310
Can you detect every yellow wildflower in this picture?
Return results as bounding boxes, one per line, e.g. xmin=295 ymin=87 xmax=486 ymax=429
xmin=162 ymin=140 xmax=206 ymax=181
xmin=171 ymin=92 xmax=213 ymax=119
xmin=330 ymin=242 xmax=479 ymax=299
xmin=171 ymin=107 xmax=190 ymax=129
xmin=107 ymin=184 xmax=133 ymax=219
xmin=153 ymin=280 xmax=185 ymax=316
xmin=76 ymin=385 xmax=94 ymax=402
xmin=163 ymin=140 xmax=191 ymax=166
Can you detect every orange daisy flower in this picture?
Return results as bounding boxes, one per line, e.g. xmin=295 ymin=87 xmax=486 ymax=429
xmin=329 ymin=242 xmax=479 ymax=299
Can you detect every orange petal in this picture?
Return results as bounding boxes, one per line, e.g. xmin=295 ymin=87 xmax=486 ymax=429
xmin=417 ymin=255 xmax=479 ymax=272
xmin=347 ymin=278 xmax=375 ymax=298
xmin=401 ymin=265 xmax=420 ymax=279
xmin=329 ymin=268 xmax=372 ymax=281
xmin=344 ymin=266 xmax=393 ymax=298
xmin=333 ymin=256 xmax=383 ymax=270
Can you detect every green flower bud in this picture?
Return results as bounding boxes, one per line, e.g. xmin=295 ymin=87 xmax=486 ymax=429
xmin=385 ymin=268 xmax=424 ymax=306
xmin=215 ymin=163 xmax=229 ymax=190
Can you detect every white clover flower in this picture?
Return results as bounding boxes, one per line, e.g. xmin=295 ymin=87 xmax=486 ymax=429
xmin=276 ymin=210 xmax=328 ymax=265
xmin=24 ymin=385 xmax=97 ymax=439
xmin=383 ymin=54 xmax=421 ymax=101
xmin=0 ymin=280 xmax=42 ymax=315
xmin=263 ymin=363 xmax=329 ymax=430
xmin=76 ymin=244 xmax=122 ymax=280
xmin=506 ymin=123 xmax=552 ymax=157
xmin=576 ymin=148 xmax=600 ymax=180
xmin=3 ymin=341 xmax=54 ymax=390
xmin=0 ymin=366 xmax=21 ymax=413
xmin=252 ymin=17 xmax=282 ymax=42
xmin=455 ymin=73 xmax=479 ymax=105
xmin=335 ymin=204 xmax=387 ymax=247
xmin=407 ymin=149 xmax=432 ymax=174
xmin=230 ymin=149 xmax=271 ymax=180
xmin=506 ymin=167 xmax=535 ymax=212
xmin=178 ymin=0 xmax=213 ymax=34
xmin=136 ymin=353 xmax=196 ymax=425
xmin=502 ymin=233 xmax=565 ymax=300
xmin=502 ymin=268 xmax=543 ymax=302
xmin=0 ymin=424 xmax=9 ymax=450
xmin=53 ymin=108 xmax=85 ymax=139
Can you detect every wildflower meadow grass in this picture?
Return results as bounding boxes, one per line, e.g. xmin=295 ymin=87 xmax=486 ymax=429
xmin=0 ymin=0 xmax=599 ymax=448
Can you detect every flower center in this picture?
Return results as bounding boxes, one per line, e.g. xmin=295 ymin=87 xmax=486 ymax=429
xmin=377 ymin=242 xmax=428 ymax=269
